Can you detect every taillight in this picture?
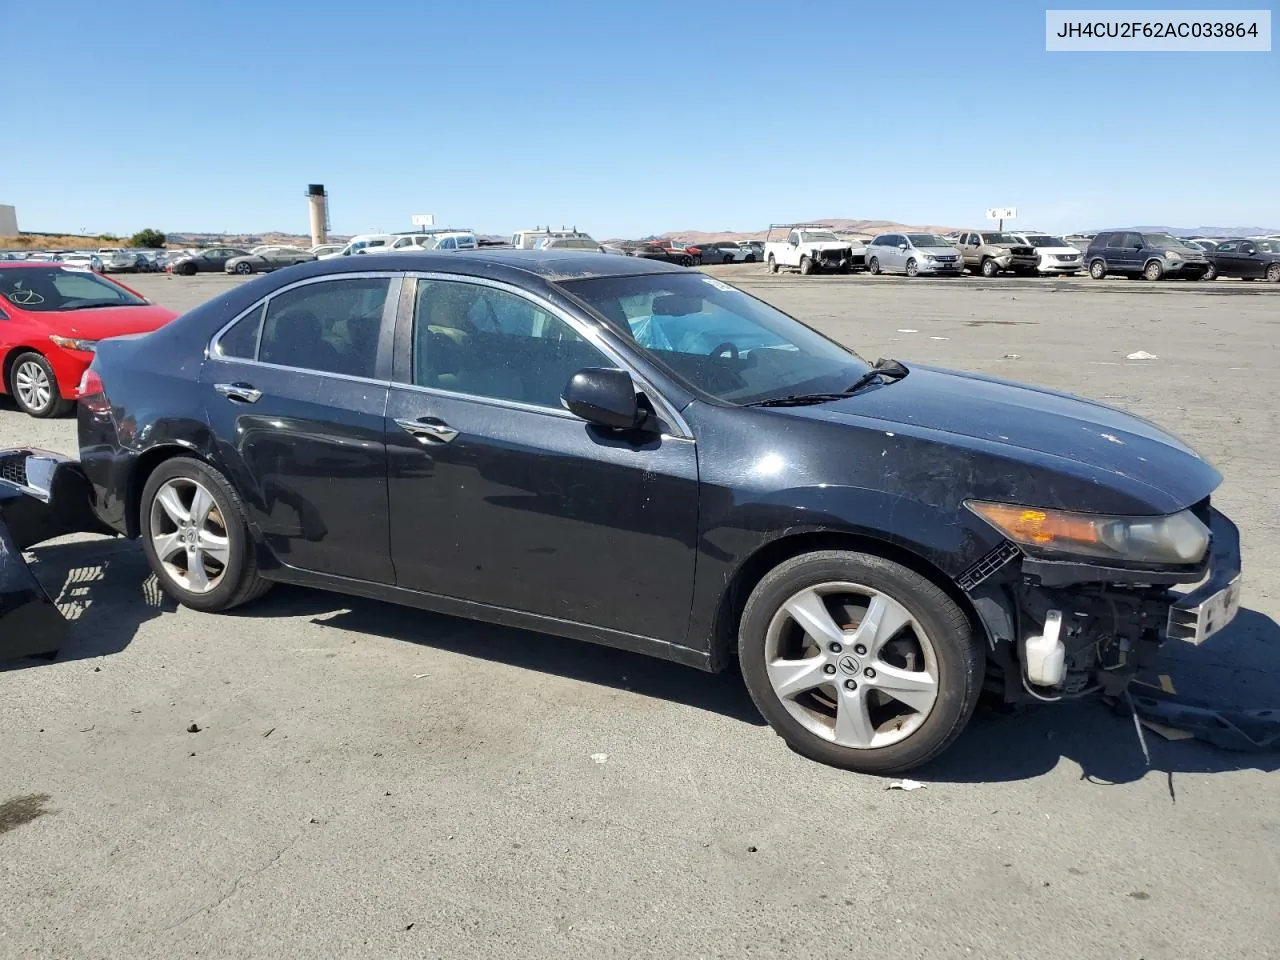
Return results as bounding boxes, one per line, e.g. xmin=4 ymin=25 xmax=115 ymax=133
xmin=78 ymin=368 xmax=111 ymax=413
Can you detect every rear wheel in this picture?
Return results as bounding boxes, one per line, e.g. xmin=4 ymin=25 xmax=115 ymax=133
xmin=767 ymin=255 xmax=778 ymax=274
xmin=739 ymin=550 xmax=983 ymax=774
xmin=1089 ymin=259 xmax=1107 ymax=280
xmin=233 ymin=261 xmax=253 ymax=275
xmin=1144 ymin=259 xmax=1164 ymax=281
xmin=139 ymin=457 xmax=272 ymax=613
xmin=8 ymin=352 xmax=73 ymax=418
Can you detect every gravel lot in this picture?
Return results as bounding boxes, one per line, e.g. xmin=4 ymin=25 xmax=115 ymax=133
xmin=3 ymin=268 xmax=1278 ymax=960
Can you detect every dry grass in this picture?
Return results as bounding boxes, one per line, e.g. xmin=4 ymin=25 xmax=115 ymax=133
xmin=0 ymin=234 xmax=111 ymax=250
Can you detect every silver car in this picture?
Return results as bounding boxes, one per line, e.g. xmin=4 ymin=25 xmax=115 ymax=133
xmin=865 ymin=233 xmax=963 ymax=277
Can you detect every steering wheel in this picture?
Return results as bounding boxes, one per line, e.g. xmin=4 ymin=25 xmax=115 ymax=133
xmin=707 ymin=340 xmax=739 ymax=360
xmin=6 ymin=288 xmax=44 ymax=306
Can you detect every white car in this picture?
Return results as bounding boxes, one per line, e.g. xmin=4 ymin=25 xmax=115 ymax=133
xmin=698 ymin=241 xmax=751 ymax=265
xmin=318 ymin=234 xmax=397 ymax=259
xmin=56 ymin=252 xmax=104 ymax=271
xmin=1012 ymin=233 xmax=1083 ymax=275
xmin=309 ymin=243 xmax=346 ymax=257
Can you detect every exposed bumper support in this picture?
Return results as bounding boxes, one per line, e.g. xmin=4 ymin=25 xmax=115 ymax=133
xmin=0 ymin=449 xmax=113 ymax=662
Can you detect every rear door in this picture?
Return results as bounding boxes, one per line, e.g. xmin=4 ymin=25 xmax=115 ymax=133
xmin=202 ymin=272 xmax=401 ymax=582
xmin=1108 ymin=232 xmax=1140 ymax=273
xmin=383 ymin=274 xmax=699 ymax=644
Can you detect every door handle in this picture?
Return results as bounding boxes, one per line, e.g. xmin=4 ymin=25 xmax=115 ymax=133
xmin=395 ymin=417 xmax=458 ymax=443
xmin=215 ymin=382 xmax=262 ymax=403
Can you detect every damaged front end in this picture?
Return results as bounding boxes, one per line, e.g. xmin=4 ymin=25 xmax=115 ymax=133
xmin=959 ymin=499 xmax=1242 ymax=704
xmin=0 ymin=449 xmax=113 ymax=661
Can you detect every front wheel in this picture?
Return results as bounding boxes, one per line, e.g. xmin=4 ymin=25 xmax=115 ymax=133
xmin=867 ymin=257 xmax=881 ymax=275
xmin=739 ymin=550 xmax=983 ymax=774
xmin=1203 ymin=263 xmax=1218 ymax=281
xmin=1089 ymin=259 xmax=1107 ymax=280
xmin=905 ymin=258 xmax=918 ymax=278
xmin=140 ymin=457 xmax=273 ymax=613
xmin=980 ymin=258 xmax=999 ymax=278
xmin=1143 ymin=259 xmax=1164 ymax=281
xmin=799 ymin=256 xmax=814 ymax=276
xmin=8 ymin=352 xmax=74 ymax=418
xmin=1267 ymin=263 xmax=1280 ymax=283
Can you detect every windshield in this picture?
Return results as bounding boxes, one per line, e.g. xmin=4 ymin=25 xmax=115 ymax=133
xmin=1025 ymin=235 xmax=1067 ymax=247
xmin=907 ymin=234 xmax=951 ymax=247
xmin=1143 ymin=234 xmax=1197 ymax=250
xmin=0 ymin=267 xmax=147 ymax=313
xmin=982 ymin=233 xmax=1019 ymax=245
xmin=798 ymin=230 xmax=840 ymax=243
xmin=559 ymin=273 xmax=868 ymax=405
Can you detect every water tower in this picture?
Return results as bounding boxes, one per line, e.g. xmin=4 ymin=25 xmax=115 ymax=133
xmin=306 ymin=184 xmax=329 ymax=247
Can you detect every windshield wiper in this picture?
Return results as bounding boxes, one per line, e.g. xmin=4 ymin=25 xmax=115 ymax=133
xmin=61 ymin=301 xmax=133 ymax=310
xmin=746 ymin=359 xmax=910 ymax=408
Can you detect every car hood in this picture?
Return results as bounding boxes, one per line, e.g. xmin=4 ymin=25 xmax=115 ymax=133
xmin=1036 ymin=246 xmax=1080 ymax=256
xmin=46 ymin=304 xmax=178 ymax=339
xmin=777 ymin=364 xmax=1220 ymax=513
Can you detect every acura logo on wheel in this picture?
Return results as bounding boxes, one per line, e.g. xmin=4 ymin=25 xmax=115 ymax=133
xmin=838 ymin=656 xmax=859 ymax=675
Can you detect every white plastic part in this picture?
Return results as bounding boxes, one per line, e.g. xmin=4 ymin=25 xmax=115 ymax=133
xmin=1024 ymin=609 xmax=1066 ymax=688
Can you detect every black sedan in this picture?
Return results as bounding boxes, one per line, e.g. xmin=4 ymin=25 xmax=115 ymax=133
xmin=4 ymin=251 xmax=1240 ymax=774
xmin=1205 ymin=238 xmax=1280 ymax=282
xmin=630 ymin=243 xmax=694 ymax=267
xmin=168 ymin=247 xmax=252 ymax=276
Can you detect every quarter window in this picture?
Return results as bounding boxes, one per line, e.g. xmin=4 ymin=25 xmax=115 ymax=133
xmin=247 ymin=278 xmax=390 ymax=377
xmin=215 ymin=303 xmax=265 ymax=359
xmin=410 ymin=280 xmax=611 ymax=409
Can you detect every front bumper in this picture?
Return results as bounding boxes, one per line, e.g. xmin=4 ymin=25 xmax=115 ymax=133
xmin=1038 ymin=257 xmax=1082 ymax=273
xmin=1163 ymin=258 xmax=1209 ymax=277
xmin=0 ymin=449 xmax=113 ymax=661
xmin=1166 ymin=508 xmax=1242 ymax=644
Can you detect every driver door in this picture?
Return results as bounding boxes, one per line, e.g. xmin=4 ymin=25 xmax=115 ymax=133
xmin=384 ymin=275 xmax=700 ymax=645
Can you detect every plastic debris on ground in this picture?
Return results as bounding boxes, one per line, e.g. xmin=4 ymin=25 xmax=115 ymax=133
xmin=590 ymin=753 xmax=609 ymax=764
xmin=887 ymin=778 xmax=925 ymax=791
xmin=1126 ymin=350 xmax=1158 ymax=360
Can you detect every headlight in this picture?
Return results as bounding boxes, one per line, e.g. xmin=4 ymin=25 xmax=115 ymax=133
xmin=966 ymin=501 xmax=1210 ymax=566
xmin=1165 ymin=251 xmax=1183 ymax=261
xmin=49 ymin=335 xmax=98 ymax=353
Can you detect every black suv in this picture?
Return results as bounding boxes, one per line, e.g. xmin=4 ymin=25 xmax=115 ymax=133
xmin=1085 ymin=231 xmax=1210 ymax=281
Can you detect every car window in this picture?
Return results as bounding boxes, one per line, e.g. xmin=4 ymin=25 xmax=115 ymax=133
xmin=1241 ymin=242 xmax=1257 ymax=255
xmin=1105 ymin=234 xmax=1126 ymax=248
xmin=787 ymin=231 xmax=800 ymax=245
xmin=1215 ymin=241 xmax=1239 ymax=253
xmin=561 ymin=273 xmax=869 ymax=405
xmin=411 ymin=280 xmax=611 ymax=409
xmin=254 ymin=277 xmax=390 ymax=377
xmin=216 ymin=303 xmax=266 ymax=359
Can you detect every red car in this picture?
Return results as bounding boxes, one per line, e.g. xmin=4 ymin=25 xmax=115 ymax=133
xmin=0 ymin=263 xmax=178 ymax=418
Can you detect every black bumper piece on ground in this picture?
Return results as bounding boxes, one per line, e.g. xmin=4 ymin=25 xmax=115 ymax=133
xmin=0 ymin=449 xmax=113 ymax=661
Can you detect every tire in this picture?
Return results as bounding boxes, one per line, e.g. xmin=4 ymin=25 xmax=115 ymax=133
xmin=980 ymin=258 xmax=999 ymax=278
xmin=799 ymin=256 xmax=814 ymax=276
xmin=1203 ymin=263 xmax=1218 ymax=281
xmin=767 ymin=255 xmax=778 ymax=274
xmin=1089 ymin=259 xmax=1107 ymax=280
xmin=905 ymin=258 xmax=918 ymax=278
xmin=7 ymin=352 xmax=74 ymax=419
xmin=139 ymin=457 xmax=272 ymax=613
xmin=1143 ymin=259 xmax=1164 ymax=282
xmin=867 ymin=257 xmax=880 ymax=275
xmin=233 ymin=261 xmax=253 ymax=275
xmin=178 ymin=263 xmax=196 ymax=276
xmin=1267 ymin=264 xmax=1280 ymax=283
xmin=692 ymin=255 xmax=702 ymax=266
xmin=738 ymin=550 xmax=983 ymax=775
xmin=722 ymin=254 xmax=733 ymax=265
xmin=744 ymin=255 xmax=756 ymax=263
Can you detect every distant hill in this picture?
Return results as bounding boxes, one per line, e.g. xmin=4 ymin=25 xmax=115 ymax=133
xmin=1095 ymin=226 xmax=1280 ymax=238
xmin=607 ymin=218 xmax=967 ymax=245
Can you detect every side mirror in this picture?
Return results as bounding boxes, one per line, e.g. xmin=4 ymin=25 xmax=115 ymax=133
xmin=561 ymin=367 xmax=648 ymax=430
xmin=898 ymin=243 xmax=908 ymax=250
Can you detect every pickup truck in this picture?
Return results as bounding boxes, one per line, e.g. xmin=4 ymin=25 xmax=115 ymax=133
xmin=763 ymin=224 xmax=854 ymax=275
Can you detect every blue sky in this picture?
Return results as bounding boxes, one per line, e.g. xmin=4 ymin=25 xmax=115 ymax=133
xmin=5 ymin=1 xmax=1276 ymax=238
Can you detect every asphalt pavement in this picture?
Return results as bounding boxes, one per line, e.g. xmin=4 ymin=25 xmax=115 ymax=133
xmin=2 ymin=267 xmax=1277 ymax=960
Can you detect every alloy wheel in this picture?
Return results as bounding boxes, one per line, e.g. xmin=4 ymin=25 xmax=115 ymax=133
xmin=14 ymin=360 xmax=52 ymax=413
xmin=763 ymin=581 xmax=939 ymax=749
xmin=1268 ymin=264 xmax=1280 ymax=283
xmin=149 ymin=478 xmax=231 ymax=594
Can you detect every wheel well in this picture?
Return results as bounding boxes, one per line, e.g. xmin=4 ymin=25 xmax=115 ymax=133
xmin=3 ymin=347 xmax=46 ymax=391
xmin=708 ymin=531 xmax=983 ymax=673
xmin=125 ymin=445 xmax=201 ymax=538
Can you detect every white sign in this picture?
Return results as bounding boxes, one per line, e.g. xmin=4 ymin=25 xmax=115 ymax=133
xmin=986 ymin=207 xmax=1017 ymax=221
xmin=411 ymin=214 xmax=435 ymax=226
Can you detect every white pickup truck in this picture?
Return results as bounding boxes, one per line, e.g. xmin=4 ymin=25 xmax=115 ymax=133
xmin=763 ymin=224 xmax=855 ymax=275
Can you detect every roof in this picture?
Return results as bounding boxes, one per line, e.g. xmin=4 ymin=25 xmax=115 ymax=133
xmin=299 ymin=249 xmax=686 ymax=282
